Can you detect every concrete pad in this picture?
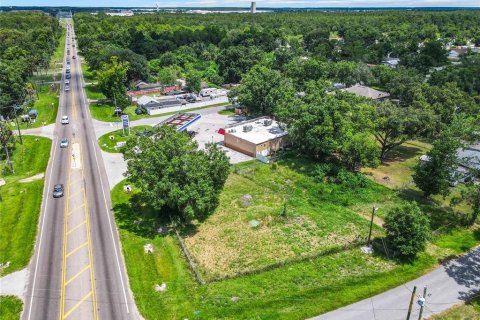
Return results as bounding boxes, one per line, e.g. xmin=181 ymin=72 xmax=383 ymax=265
xmin=101 ymin=151 xmax=127 ymax=190
xmin=0 ymin=268 xmax=28 ymax=300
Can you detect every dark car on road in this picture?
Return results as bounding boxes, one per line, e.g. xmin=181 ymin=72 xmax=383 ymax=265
xmin=53 ymin=184 xmax=64 ymax=198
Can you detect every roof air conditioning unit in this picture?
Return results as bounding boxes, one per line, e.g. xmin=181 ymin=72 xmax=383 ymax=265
xmin=243 ymin=125 xmax=253 ymax=132
xmin=263 ymin=119 xmax=272 ymax=126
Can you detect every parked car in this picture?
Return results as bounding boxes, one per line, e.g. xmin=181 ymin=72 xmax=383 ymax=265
xmin=65 ymin=80 xmax=70 ymax=84
xmin=60 ymin=138 xmax=69 ymax=148
xmin=53 ymin=184 xmax=64 ymax=198
xmin=28 ymin=109 xmax=38 ymax=119
xmin=65 ymin=86 xmax=70 ymax=92
xmin=61 ymin=116 xmax=69 ymax=124
xmin=66 ymin=74 xmax=71 ymax=79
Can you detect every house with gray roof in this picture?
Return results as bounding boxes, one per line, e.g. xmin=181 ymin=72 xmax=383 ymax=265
xmin=343 ymin=84 xmax=390 ymax=101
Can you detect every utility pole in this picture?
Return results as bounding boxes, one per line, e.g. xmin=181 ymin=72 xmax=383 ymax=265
xmin=367 ymin=206 xmax=378 ymax=246
xmin=406 ymin=286 xmax=417 ymax=320
xmin=13 ymin=106 xmax=23 ymax=144
xmin=418 ymin=286 xmax=427 ymax=320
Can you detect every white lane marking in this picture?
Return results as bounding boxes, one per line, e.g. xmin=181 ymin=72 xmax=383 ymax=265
xmin=90 ymin=128 xmax=130 ymax=314
xmin=27 ymin=25 xmax=72 ymax=320
xmin=74 ymin=27 xmax=131 ymax=314
xmin=27 ymin=136 xmax=58 ymax=320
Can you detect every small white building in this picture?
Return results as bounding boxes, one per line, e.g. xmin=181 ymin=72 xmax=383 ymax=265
xmin=224 ymin=117 xmax=288 ymax=158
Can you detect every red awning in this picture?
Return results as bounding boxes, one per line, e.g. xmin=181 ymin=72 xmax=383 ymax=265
xmin=218 ymin=128 xmax=225 ymax=135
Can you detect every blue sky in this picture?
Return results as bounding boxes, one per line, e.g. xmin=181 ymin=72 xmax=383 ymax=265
xmin=2 ymin=0 xmax=479 ymax=7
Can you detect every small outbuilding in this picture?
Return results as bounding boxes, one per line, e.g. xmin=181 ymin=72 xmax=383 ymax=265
xmin=224 ymin=117 xmax=288 ymax=157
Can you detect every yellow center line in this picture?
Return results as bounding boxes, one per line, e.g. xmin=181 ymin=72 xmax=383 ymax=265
xmin=67 ymin=203 xmax=85 ymax=216
xmin=66 ymin=221 xmax=86 ymax=235
xmin=79 ymin=140 xmax=98 ymax=320
xmin=73 ymin=55 xmax=98 ymax=319
xmin=63 ymin=291 xmax=92 ymax=320
xmin=65 ymin=264 xmax=90 ymax=286
xmin=66 ymin=241 xmax=88 ymax=258
xmin=60 ymin=144 xmax=72 ymax=319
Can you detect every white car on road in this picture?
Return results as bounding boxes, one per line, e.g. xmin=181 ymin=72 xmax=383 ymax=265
xmin=60 ymin=138 xmax=69 ymax=148
xmin=61 ymin=116 xmax=69 ymax=124
xmin=65 ymin=80 xmax=70 ymax=85
xmin=65 ymin=85 xmax=70 ymax=92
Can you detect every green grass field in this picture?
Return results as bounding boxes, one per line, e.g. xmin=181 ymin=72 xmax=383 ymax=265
xmin=98 ymin=125 xmax=153 ymax=153
xmin=85 ymin=84 xmax=106 ymax=101
xmin=81 ymin=61 xmax=96 ymax=83
xmin=111 ymin=178 xmax=476 ymax=319
xmin=0 ymin=136 xmax=52 ymax=276
xmin=185 ymin=158 xmax=388 ymax=280
xmin=110 ymin=144 xmax=480 ymax=319
xmin=0 ymin=296 xmax=23 ymax=320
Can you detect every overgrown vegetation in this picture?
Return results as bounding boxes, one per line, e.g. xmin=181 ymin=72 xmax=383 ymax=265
xmin=0 ymin=136 xmax=52 ymax=276
xmin=0 ymin=296 xmax=23 ymax=320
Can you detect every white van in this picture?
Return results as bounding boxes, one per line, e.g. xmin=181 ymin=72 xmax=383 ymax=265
xmin=199 ymin=88 xmax=217 ymax=97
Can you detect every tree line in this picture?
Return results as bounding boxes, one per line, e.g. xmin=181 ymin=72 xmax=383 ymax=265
xmin=0 ymin=11 xmax=61 ymax=117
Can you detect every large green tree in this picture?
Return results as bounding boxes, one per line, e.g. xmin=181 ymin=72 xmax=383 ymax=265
xmin=123 ymin=125 xmax=230 ymax=222
xmin=235 ymin=64 xmax=295 ymax=115
xmin=413 ymin=136 xmax=461 ymax=198
xmin=372 ymin=101 xmax=433 ymax=159
xmin=97 ymin=56 xmax=130 ymax=110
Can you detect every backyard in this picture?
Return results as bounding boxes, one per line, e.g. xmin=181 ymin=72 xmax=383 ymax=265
xmin=0 ymin=136 xmax=52 ymax=276
xmin=111 ymin=147 xmax=479 ymax=319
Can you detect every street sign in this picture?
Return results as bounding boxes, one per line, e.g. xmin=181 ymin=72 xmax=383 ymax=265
xmin=121 ymin=115 xmax=130 ymax=135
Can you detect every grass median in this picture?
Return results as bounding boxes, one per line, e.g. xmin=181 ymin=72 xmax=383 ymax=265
xmin=0 ymin=136 xmax=52 ymax=276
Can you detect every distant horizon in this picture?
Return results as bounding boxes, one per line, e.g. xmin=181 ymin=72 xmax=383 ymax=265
xmin=1 ymin=0 xmax=479 ymax=9
xmin=2 ymin=5 xmax=480 ymax=9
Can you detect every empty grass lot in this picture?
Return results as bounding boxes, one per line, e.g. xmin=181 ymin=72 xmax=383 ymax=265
xmin=184 ymin=159 xmax=389 ymax=280
xmin=98 ymin=125 xmax=153 ymax=153
xmin=0 ymin=296 xmax=23 ymax=320
xmin=84 ymin=84 xmax=106 ymax=101
xmin=0 ymin=136 xmax=52 ymax=276
xmin=111 ymin=175 xmax=478 ymax=320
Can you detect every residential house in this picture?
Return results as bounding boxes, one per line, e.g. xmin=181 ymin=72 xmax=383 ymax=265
xmin=343 ymin=84 xmax=390 ymax=101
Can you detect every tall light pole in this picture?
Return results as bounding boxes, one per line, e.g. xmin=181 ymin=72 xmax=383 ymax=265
xmin=367 ymin=206 xmax=378 ymax=246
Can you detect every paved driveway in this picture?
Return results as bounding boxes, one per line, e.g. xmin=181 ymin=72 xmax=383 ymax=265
xmin=312 ymin=246 xmax=480 ymax=320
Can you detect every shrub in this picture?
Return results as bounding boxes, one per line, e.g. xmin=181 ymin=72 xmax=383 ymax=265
xmin=384 ymin=202 xmax=430 ymax=258
xmin=335 ymin=169 xmax=369 ymax=189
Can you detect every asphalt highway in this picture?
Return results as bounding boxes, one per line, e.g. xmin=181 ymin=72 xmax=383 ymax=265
xmin=23 ymin=19 xmax=139 ymax=320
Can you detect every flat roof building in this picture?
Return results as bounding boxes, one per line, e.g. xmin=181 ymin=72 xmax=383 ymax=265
xmin=224 ymin=117 xmax=288 ymax=158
